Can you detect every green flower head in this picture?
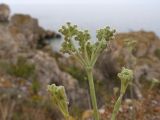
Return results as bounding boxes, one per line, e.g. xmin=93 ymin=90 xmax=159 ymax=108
xmin=123 ymin=38 xmax=137 ymax=52
xmin=58 ymin=22 xmax=78 ymax=54
xmin=59 ymin=23 xmax=115 ymax=68
xmin=118 ymin=67 xmax=133 ymax=94
xmin=47 ymin=84 xmax=69 ymax=118
xmin=96 ymin=26 xmax=115 ymax=41
xmin=118 ymin=67 xmax=133 ymax=82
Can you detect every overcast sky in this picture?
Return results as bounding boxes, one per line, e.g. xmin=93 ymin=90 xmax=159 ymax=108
xmin=2 ymin=0 xmax=160 ymax=4
xmin=1 ymin=0 xmax=160 ymax=36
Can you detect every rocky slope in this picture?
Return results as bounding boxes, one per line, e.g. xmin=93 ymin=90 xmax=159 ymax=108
xmin=57 ymin=31 xmax=160 ymax=119
xmin=96 ymin=31 xmax=160 ymax=98
xmin=0 ymin=4 xmax=88 ymax=119
xmin=0 ymin=3 xmax=160 ymax=120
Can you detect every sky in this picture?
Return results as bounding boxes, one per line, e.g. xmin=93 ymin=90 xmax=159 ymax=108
xmin=2 ymin=0 xmax=160 ymax=4
xmin=1 ymin=0 xmax=160 ymax=37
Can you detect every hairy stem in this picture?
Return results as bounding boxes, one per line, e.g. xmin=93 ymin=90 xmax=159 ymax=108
xmin=86 ymin=68 xmax=100 ymax=120
xmin=111 ymin=94 xmax=123 ymax=120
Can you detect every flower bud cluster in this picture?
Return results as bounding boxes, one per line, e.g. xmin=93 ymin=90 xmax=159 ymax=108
xmin=59 ymin=22 xmax=115 ymax=68
xmin=47 ymin=84 xmax=69 ymax=118
xmin=96 ymin=26 xmax=115 ymax=41
xmin=118 ymin=67 xmax=133 ymax=94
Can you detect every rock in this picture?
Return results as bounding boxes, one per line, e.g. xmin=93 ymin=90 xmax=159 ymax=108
xmin=115 ymin=31 xmax=160 ymax=57
xmin=0 ymin=24 xmax=19 ymax=59
xmin=0 ymin=4 xmax=87 ymax=109
xmin=94 ymin=31 xmax=160 ymax=98
xmin=0 ymin=5 xmax=61 ymax=57
xmin=0 ymin=4 xmax=10 ymax=22
xmin=0 ymin=4 xmax=89 ymax=120
xmin=9 ymin=14 xmax=60 ymax=49
xmin=9 ymin=14 xmax=44 ymax=48
xmin=28 ymin=51 xmax=88 ymax=108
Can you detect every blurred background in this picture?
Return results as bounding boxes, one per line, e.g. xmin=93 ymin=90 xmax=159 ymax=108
xmin=0 ymin=0 xmax=160 ymax=120
xmin=2 ymin=0 xmax=160 ymax=36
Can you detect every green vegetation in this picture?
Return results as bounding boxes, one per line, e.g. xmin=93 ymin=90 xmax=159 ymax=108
xmin=0 ymin=56 xmax=36 ymax=79
xmin=154 ymin=48 xmax=160 ymax=59
xmin=47 ymin=84 xmax=71 ymax=120
xmin=61 ymin=65 xmax=87 ymax=87
xmin=123 ymin=38 xmax=137 ymax=120
xmin=59 ymin=22 xmax=115 ymax=120
xmin=149 ymin=78 xmax=160 ymax=90
xmin=8 ymin=57 xmax=35 ymax=79
xmin=111 ymin=67 xmax=133 ymax=120
xmin=47 ymin=23 xmax=133 ymax=120
xmin=31 ymin=79 xmax=41 ymax=95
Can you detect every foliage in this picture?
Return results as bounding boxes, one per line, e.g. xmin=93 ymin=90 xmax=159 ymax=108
xmin=123 ymin=38 xmax=137 ymax=52
xmin=31 ymin=79 xmax=41 ymax=95
xmin=0 ymin=57 xmax=36 ymax=80
xmin=111 ymin=67 xmax=133 ymax=120
xmin=154 ymin=48 xmax=160 ymax=59
xmin=8 ymin=56 xmax=35 ymax=79
xmin=48 ymin=23 xmax=134 ymax=120
xmin=47 ymin=84 xmax=70 ymax=119
xmin=59 ymin=22 xmax=115 ymax=69
xmin=149 ymin=78 xmax=160 ymax=90
xmin=58 ymin=22 xmax=115 ymax=120
xmin=62 ymin=65 xmax=87 ymax=87
xmin=8 ymin=57 xmax=35 ymax=78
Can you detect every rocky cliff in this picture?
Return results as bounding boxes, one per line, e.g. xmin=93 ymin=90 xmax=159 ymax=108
xmin=57 ymin=31 xmax=160 ymax=99
xmin=0 ymin=3 xmax=160 ymax=120
xmin=0 ymin=4 xmax=88 ymax=119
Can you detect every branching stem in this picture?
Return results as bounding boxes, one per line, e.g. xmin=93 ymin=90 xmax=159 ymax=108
xmin=86 ymin=67 xmax=100 ymax=120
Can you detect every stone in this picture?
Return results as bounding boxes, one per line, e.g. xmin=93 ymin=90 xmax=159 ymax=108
xmin=0 ymin=4 xmax=10 ymax=22
xmin=28 ymin=51 xmax=88 ymax=108
xmin=95 ymin=31 xmax=160 ymax=99
xmin=9 ymin=14 xmax=60 ymax=49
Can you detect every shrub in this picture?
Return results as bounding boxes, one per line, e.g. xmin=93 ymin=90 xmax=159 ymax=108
xmin=8 ymin=56 xmax=35 ymax=79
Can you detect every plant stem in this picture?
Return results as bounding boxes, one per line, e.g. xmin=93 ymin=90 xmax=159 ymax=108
xmin=86 ymin=68 xmax=100 ymax=120
xmin=66 ymin=115 xmax=72 ymax=120
xmin=111 ymin=93 xmax=123 ymax=120
xmin=130 ymin=84 xmax=136 ymax=120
